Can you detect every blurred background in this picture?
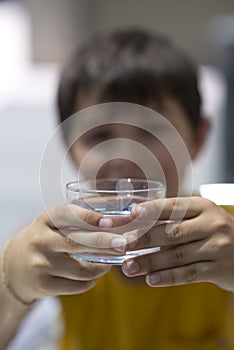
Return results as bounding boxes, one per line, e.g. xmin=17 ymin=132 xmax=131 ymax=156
xmin=1 ymin=0 xmax=234 ymax=246
xmin=0 ymin=0 xmax=234 ymax=244
xmin=0 ymin=1 xmax=234 ymax=349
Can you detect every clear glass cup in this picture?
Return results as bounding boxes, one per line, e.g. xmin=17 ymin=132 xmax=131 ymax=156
xmin=66 ymin=178 xmax=165 ymax=264
xmin=200 ymin=183 xmax=234 ymax=216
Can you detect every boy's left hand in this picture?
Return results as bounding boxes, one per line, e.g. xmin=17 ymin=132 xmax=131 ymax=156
xmin=122 ymin=197 xmax=234 ymax=292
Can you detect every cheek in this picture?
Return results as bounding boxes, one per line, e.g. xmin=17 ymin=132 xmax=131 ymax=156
xmin=71 ymin=144 xmax=112 ymax=178
xmin=70 ymin=144 xmax=93 ymax=172
xmin=153 ymin=152 xmax=179 ymax=197
xmin=146 ymin=140 xmax=175 ymax=172
xmin=146 ymin=142 xmax=183 ymax=196
xmin=156 ymin=149 xmax=179 ymax=179
xmin=71 ymin=145 xmax=84 ymax=167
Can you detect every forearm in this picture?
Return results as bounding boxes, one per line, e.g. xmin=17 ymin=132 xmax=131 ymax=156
xmin=0 ymin=255 xmax=32 ymax=349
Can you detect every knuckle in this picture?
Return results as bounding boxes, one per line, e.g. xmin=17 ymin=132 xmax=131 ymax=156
xmin=169 ymin=198 xmax=177 ymax=207
xmin=30 ymin=254 xmax=50 ymax=272
xmin=168 ymin=198 xmax=178 ymax=212
xmin=172 ymin=247 xmax=184 ymax=265
xmin=82 ymin=209 xmax=97 ymax=226
xmin=96 ymin=232 xmax=106 ymax=248
xmin=203 ymin=198 xmax=216 ymax=210
xmin=29 ymin=234 xmax=41 ymax=251
xmin=63 ymin=235 xmax=79 ymax=249
xmin=29 ymin=227 xmax=51 ymax=252
xmin=169 ymin=270 xmax=176 ymax=284
xmin=143 ymin=231 xmax=152 ymax=247
xmin=185 ymin=265 xmax=197 ymax=282
xmin=214 ymin=235 xmax=232 ymax=254
xmin=214 ymin=218 xmax=230 ymax=234
xmin=220 ymin=236 xmax=232 ymax=250
xmin=80 ymin=210 xmax=91 ymax=224
xmin=165 ymin=224 xmax=182 ymax=243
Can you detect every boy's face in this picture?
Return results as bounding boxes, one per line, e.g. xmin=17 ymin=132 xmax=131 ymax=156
xmin=70 ymin=94 xmax=201 ymax=197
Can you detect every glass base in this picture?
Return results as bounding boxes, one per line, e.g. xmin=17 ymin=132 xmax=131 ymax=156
xmin=71 ymin=247 xmax=160 ymax=265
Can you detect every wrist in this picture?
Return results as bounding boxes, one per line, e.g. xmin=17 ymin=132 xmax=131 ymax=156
xmin=1 ymin=239 xmax=35 ymax=307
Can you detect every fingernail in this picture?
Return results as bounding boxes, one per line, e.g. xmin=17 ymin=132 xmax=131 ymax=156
xmin=146 ymin=273 xmax=160 ymax=286
xmin=124 ymin=260 xmax=140 ymax=275
xmin=111 ymin=237 xmax=127 ymax=253
xmin=99 ymin=218 xmax=113 ymax=228
xmin=132 ymin=205 xmax=145 ymax=217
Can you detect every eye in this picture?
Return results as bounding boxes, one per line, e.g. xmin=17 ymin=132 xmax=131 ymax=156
xmin=82 ymin=130 xmax=112 ymax=145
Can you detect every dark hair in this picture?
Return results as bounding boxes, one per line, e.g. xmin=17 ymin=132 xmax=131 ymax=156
xmin=57 ymin=28 xmax=201 ymax=130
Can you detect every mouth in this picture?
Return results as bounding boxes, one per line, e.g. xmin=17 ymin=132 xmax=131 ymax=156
xmin=96 ymin=168 xmax=147 ymax=182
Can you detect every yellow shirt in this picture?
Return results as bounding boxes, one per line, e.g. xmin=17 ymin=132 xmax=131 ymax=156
xmin=58 ymin=268 xmax=234 ymax=350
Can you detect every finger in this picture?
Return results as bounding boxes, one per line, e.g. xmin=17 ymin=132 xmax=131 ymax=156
xmin=43 ymin=204 xmax=113 ymax=230
xmin=110 ymin=215 xmax=133 ymax=227
xmin=144 ymin=261 xmax=213 ymax=287
xmin=124 ymin=218 xmax=207 ymax=250
xmin=48 ymin=253 xmax=110 ymax=281
xmin=131 ymin=197 xmax=205 ymax=222
xmin=122 ymin=239 xmax=213 ymax=277
xmin=109 ymin=218 xmax=156 ymax=236
xmin=41 ymin=276 xmax=97 ymax=296
xmin=46 ymin=228 xmax=128 ymax=254
xmin=64 ymin=229 xmax=128 ymax=253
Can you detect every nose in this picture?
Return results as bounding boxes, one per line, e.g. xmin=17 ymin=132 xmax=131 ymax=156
xmin=96 ymin=159 xmax=147 ymax=180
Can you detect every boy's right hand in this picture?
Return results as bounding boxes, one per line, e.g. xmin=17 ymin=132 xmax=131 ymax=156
xmin=3 ymin=204 xmax=128 ymax=305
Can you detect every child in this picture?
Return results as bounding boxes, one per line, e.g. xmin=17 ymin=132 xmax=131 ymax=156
xmin=1 ymin=28 xmax=234 ymax=350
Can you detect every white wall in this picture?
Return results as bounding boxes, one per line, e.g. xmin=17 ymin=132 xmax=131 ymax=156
xmin=21 ymin=0 xmax=234 ymax=64
xmin=0 ymin=64 xmax=59 ymax=247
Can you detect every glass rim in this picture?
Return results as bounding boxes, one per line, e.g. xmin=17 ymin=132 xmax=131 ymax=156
xmin=66 ymin=178 xmax=165 ymax=194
